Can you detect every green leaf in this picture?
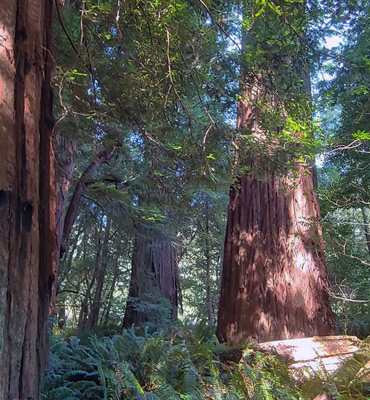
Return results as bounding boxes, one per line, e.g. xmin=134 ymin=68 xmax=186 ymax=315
xmin=352 ymin=130 xmax=370 ymax=140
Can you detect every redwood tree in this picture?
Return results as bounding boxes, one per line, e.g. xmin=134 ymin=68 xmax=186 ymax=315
xmin=123 ymin=223 xmax=180 ymax=328
xmin=0 ymin=0 xmax=56 ymax=397
xmin=217 ymin=2 xmax=334 ymax=344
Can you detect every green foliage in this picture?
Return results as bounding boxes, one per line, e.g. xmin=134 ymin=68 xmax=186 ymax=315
xmin=42 ymin=327 xmax=303 ymax=400
xmin=230 ymin=349 xmax=303 ymax=400
xmin=42 ymin=327 xmax=370 ymax=400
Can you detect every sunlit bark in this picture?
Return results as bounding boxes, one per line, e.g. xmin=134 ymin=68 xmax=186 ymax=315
xmin=217 ymin=27 xmax=333 ymax=345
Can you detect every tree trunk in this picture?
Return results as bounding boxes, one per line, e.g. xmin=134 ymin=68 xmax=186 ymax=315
xmin=361 ymin=206 xmax=370 ymax=255
xmin=217 ymin=168 xmax=334 ymax=343
xmin=0 ymin=0 xmax=56 ymax=398
xmin=55 ymin=133 xmax=77 ymax=257
xmin=89 ymin=216 xmax=112 ymax=328
xmin=217 ymin=10 xmax=333 ymax=345
xmin=103 ymin=254 xmax=120 ymax=325
xmin=49 ymin=133 xmax=77 ymax=316
xmin=77 ymin=228 xmax=102 ymax=332
xmin=123 ymin=224 xmax=179 ymax=328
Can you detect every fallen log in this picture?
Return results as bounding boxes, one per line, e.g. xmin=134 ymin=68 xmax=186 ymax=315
xmin=255 ymin=335 xmax=362 ymax=375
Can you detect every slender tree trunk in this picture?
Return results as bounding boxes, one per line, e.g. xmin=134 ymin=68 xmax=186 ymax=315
xmin=217 ymin=9 xmax=333 ymax=344
xmin=361 ymin=206 xmax=370 ymax=255
xmin=123 ymin=224 xmax=179 ymax=328
xmin=0 ymin=0 xmax=56 ymax=397
xmin=77 ymin=232 xmax=102 ymax=332
xmin=103 ymin=254 xmax=120 ymax=325
xmin=89 ymin=217 xmax=112 ymax=328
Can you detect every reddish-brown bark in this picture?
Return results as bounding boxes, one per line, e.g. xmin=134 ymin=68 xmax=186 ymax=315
xmin=123 ymin=224 xmax=179 ymax=328
xmin=217 ymin=77 xmax=333 ymax=345
xmin=0 ymin=0 xmax=56 ymax=397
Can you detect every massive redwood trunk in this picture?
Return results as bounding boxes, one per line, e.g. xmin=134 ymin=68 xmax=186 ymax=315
xmin=217 ymin=168 xmax=334 ymax=344
xmin=123 ymin=224 xmax=179 ymax=328
xmin=216 ymin=15 xmax=333 ymax=345
xmin=0 ymin=0 xmax=56 ymax=398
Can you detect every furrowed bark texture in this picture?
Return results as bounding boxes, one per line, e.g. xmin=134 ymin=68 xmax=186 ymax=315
xmin=0 ymin=0 xmax=56 ymax=398
xmin=123 ymin=225 xmax=179 ymax=328
xmin=217 ymin=79 xmax=333 ymax=345
xmin=217 ymin=169 xmax=334 ymax=344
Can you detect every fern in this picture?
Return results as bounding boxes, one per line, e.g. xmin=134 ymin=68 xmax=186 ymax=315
xmin=42 ymin=327 xmax=370 ymax=400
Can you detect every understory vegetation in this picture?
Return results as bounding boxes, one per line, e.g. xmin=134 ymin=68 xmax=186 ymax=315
xmin=42 ymin=324 xmax=370 ymax=400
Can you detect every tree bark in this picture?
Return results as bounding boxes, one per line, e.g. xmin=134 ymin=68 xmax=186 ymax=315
xmin=217 ymin=12 xmax=333 ymax=344
xmin=123 ymin=224 xmax=179 ymax=328
xmin=0 ymin=0 xmax=56 ymax=398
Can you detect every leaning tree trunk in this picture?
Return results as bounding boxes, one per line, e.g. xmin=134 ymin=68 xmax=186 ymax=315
xmin=61 ymin=147 xmax=115 ymax=257
xmin=123 ymin=224 xmax=179 ymax=328
xmin=217 ymin=10 xmax=333 ymax=345
xmin=0 ymin=0 xmax=56 ymax=398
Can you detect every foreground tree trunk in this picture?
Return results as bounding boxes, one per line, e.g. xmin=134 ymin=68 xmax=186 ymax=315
xmin=217 ymin=8 xmax=333 ymax=345
xmin=123 ymin=224 xmax=179 ymax=328
xmin=0 ymin=0 xmax=56 ymax=397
